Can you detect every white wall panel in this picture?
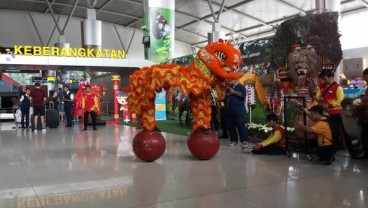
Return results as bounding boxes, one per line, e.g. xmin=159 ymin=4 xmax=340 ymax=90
xmin=18 ymin=55 xmax=48 ymax=65
xmin=48 ymin=56 xmax=77 ymax=65
xmin=76 ymin=57 xmax=104 ymax=66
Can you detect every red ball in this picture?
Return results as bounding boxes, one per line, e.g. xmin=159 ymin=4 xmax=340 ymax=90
xmin=187 ymin=131 xmax=220 ymax=160
xmin=132 ymin=130 xmax=166 ymax=162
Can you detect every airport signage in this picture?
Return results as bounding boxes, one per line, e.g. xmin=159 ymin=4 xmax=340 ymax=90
xmin=0 ymin=46 xmax=126 ymax=59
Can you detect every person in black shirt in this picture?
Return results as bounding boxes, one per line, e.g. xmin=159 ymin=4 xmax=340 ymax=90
xmin=19 ymin=88 xmax=31 ymax=128
xmin=47 ymin=91 xmax=59 ymax=110
xmin=63 ymin=86 xmax=74 ymax=127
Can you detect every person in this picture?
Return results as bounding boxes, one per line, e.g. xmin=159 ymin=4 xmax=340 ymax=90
xmin=19 ymin=88 xmax=31 ymax=128
xmin=250 ymin=113 xmax=286 ymax=155
xmin=315 ymin=69 xmax=355 ymax=157
xmin=30 ymin=83 xmax=47 ymax=133
xmin=225 ymin=80 xmax=248 ymax=149
xmin=210 ymin=89 xmax=219 ymax=131
xmin=47 ymin=91 xmax=59 ymax=110
xmin=57 ymin=87 xmax=65 ymax=122
xmin=81 ymin=85 xmax=99 ymax=131
xmin=297 ymin=105 xmax=336 ymax=166
xmin=63 ymin=85 xmax=74 ymax=127
xmin=359 ymin=68 xmax=368 ymax=157
xmin=218 ymin=97 xmax=228 ymax=139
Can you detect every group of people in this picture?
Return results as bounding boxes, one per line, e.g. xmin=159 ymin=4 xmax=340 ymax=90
xmin=19 ymin=82 xmax=100 ymax=133
xmin=216 ymin=68 xmax=368 ymax=166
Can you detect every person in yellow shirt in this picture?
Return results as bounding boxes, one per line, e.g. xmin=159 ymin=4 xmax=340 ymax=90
xmin=297 ymin=105 xmax=336 ymax=166
xmin=249 ymin=113 xmax=285 ymax=155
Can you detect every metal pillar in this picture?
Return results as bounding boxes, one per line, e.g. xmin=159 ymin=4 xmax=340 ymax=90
xmin=207 ymin=0 xmax=226 ymax=42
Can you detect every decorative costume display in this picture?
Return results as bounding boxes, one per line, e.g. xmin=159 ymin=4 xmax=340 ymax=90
xmin=246 ymin=85 xmax=256 ymax=107
xmin=270 ymin=13 xmax=342 ymax=140
xmin=116 ymin=92 xmax=130 ymax=123
xmin=238 ymin=73 xmax=267 ymax=123
xmin=238 ymin=73 xmax=266 ymax=105
xmin=265 ymin=80 xmax=284 ymax=117
xmin=127 ymin=41 xmax=242 ymax=161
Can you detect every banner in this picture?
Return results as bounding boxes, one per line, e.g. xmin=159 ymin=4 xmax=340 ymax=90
xmin=155 ymin=90 xmax=167 ymax=120
xmin=239 ymin=38 xmax=273 ymax=76
xmin=148 ymin=0 xmax=175 ymax=63
xmin=162 ymin=54 xmax=195 ymax=65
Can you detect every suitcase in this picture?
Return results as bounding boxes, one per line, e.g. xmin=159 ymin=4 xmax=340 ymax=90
xmin=47 ymin=102 xmax=59 ymax=128
xmin=15 ymin=109 xmax=22 ymax=123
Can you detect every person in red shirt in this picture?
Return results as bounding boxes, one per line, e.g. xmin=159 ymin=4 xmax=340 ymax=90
xmin=81 ymin=85 xmax=100 ymax=131
xmin=30 ymin=83 xmax=47 ymax=133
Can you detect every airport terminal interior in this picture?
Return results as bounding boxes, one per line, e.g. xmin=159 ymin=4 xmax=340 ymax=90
xmin=1 ymin=0 xmax=368 ymax=207
xmin=0 ymin=122 xmax=367 ymax=208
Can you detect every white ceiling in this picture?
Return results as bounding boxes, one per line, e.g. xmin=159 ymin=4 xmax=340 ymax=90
xmin=0 ymin=0 xmax=366 ymax=47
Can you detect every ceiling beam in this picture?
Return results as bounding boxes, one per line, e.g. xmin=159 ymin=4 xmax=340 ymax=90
xmin=190 ymin=10 xmax=314 ymax=46
xmin=96 ymin=0 xmax=115 ymax=14
xmin=192 ymin=29 xmax=275 ymax=46
xmin=198 ymin=0 xmax=267 ymax=26
xmin=18 ymin=0 xmax=140 ymax=20
xmin=44 ymin=0 xmax=55 ymax=14
xmin=178 ymin=28 xmax=208 ymax=39
xmin=126 ymin=18 xmax=141 ymax=27
xmin=341 ymin=6 xmax=368 ymax=14
xmin=117 ymin=0 xmax=141 ymax=6
xmin=177 ymin=0 xmax=255 ymax=30
xmin=273 ymin=0 xmax=306 ymax=14
xmin=356 ymin=0 xmax=368 ymax=8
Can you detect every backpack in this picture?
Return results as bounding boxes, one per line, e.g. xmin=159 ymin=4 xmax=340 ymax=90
xmin=322 ymin=119 xmax=343 ymax=151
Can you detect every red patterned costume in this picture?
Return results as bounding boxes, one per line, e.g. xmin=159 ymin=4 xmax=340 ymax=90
xmin=73 ymin=84 xmax=102 ymax=118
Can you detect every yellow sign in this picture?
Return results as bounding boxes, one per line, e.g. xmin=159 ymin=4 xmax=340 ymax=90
xmin=12 ymin=45 xmax=126 ymax=59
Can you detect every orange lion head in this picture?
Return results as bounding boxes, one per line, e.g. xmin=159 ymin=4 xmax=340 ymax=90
xmin=198 ymin=41 xmax=242 ymax=81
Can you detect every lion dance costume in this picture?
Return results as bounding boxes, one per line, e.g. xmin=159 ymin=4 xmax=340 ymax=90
xmin=128 ymin=41 xmax=242 ymax=161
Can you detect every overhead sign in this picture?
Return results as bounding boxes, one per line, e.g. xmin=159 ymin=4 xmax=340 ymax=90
xmin=3 ymin=69 xmax=40 ymax=73
xmin=0 ymin=46 xmax=126 ymax=59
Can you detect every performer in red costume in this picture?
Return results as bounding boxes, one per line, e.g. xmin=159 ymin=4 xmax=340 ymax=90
xmin=81 ymin=85 xmax=100 ymax=131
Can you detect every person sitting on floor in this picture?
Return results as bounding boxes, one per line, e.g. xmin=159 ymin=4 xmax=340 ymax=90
xmin=248 ymin=113 xmax=286 ymax=155
xmin=296 ymin=105 xmax=336 ymax=166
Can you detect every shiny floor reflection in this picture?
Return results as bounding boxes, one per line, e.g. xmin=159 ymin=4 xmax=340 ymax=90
xmin=0 ymin=123 xmax=367 ymax=208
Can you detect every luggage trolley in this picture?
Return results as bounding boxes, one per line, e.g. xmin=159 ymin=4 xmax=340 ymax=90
xmin=283 ymin=96 xmax=310 ymax=157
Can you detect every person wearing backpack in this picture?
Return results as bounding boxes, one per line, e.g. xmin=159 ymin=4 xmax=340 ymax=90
xmin=297 ymin=105 xmax=336 ymax=166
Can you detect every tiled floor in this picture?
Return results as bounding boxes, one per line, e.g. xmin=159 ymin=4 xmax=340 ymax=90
xmin=0 ymin=121 xmax=367 ymax=208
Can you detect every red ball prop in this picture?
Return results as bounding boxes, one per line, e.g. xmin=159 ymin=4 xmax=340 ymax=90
xmin=132 ymin=130 xmax=166 ymax=162
xmin=187 ymin=131 xmax=220 ymax=160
